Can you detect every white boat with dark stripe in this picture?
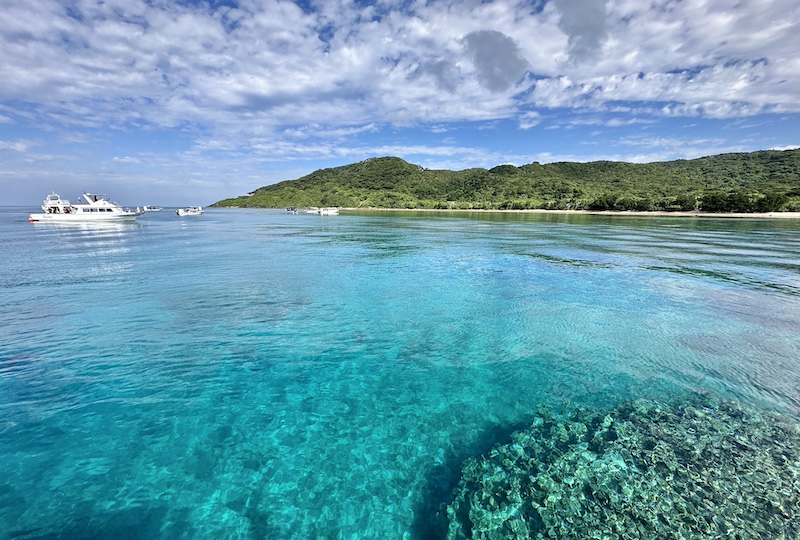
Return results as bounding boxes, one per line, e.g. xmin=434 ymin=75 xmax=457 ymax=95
xmin=28 ymin=193 xmax=144 ymax=223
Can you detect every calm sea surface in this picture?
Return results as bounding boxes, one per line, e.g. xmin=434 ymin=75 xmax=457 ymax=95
xmin=1 ymin=207 xmax=799 ymax=539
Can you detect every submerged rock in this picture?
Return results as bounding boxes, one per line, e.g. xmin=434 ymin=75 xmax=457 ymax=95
xmin=445 ymin=393 xmax=800 ymax=539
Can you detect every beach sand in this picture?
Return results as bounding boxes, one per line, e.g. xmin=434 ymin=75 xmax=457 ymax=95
xmin=342 ymin=208 xmax=800 ymax=219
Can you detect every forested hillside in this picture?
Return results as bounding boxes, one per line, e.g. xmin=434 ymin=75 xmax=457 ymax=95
xmin=213 ymin=149 xmax=800 ymax=212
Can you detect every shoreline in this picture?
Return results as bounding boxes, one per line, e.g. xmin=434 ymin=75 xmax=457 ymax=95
xmin=340 ymin=207 xmax=800 ymax=219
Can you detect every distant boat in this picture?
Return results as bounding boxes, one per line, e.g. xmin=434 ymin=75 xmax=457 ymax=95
xmin=177 ymin=206 xmax=203 ymax=216
xmin=286 ymin=206 xmax=298 ymax=214
xmin=28 ymin=192 xmax=144 ymax=223
xmin=143 ymin=205 xmax=163 ymax=212
xmin=304 ymin=206 xmax=339 ymax=215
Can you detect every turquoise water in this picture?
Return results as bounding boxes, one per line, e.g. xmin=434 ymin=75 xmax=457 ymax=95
xmin=1 ymin=207 xmax=799 ymax=539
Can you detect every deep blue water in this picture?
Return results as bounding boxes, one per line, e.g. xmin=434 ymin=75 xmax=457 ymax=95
xmin=1 ymin=207 xmax=799 ymax=539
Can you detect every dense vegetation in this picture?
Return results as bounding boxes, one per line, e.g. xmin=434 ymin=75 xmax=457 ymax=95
xmin=213 ymin=149 xmax=800 ymax=212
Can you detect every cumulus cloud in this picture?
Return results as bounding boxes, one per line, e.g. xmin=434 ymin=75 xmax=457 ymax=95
xmin=412 ymin=60 xmax=461 ymax=93
xmin=463 ymin=30 xmax=529 ymax=92
xmin=553 ymin=0 xmax=607 ymax=62
xmin=3 ymin=0 xmax=799 ymax=133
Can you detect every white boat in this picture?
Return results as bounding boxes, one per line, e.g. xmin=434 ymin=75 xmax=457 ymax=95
xmin=177 ymin=206 xmax=203 ymax=216
xmin=28 ymin=192 xmax=144 ymax=223
xmin=143 ymin=205 xmax=163 ymax=212
xmin=304 ymin=206 xmax=339 ymax=215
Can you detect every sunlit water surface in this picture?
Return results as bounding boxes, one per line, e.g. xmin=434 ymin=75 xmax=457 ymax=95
xmin=1 ymin=208 xmax=798 ymax=539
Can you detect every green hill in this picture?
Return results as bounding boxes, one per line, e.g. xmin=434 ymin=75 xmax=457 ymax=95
xmin=213 ymin=149 xmax=800 ymax=212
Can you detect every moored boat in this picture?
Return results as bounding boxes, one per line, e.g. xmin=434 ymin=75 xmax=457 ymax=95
xmin=143 ymin=205 xmax=163 ymax=212
xmin=177 ymin=206 xmax=203 ymax=216
xmin=304 ymin=206 xmax=340 ymax=215
xmin=28 ymin=192 xmax=144 ymax=223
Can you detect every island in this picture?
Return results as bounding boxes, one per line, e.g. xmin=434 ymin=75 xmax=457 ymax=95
xmin=213 ymin=149 xmax=800 ymax=213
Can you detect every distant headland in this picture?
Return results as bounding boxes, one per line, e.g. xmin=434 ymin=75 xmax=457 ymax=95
xmin=213 ymin=149 xmax=800 ymax=214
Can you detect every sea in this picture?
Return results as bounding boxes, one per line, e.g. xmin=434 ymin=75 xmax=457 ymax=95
xmin=1 ymin=206 xmax=799 ymax=539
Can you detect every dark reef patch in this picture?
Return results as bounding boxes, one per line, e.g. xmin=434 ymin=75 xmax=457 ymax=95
xmin=411 ymin=421 xmax=533 ymax=540
xmin=445 ymin=393 xmax=800 ymax=539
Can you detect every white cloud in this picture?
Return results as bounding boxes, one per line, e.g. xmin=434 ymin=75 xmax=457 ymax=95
xmin=3 ymin=0 xmax=798 ymax=134
xmin=0 ymin=140 xmax=30 ymax=152
xmin=618 ymin=135 xmax=727 ymax=150
xmin=519 ymin=111 xmax=542 ymax=130
xmin=770 ymin=145 xmax=800 ymax=151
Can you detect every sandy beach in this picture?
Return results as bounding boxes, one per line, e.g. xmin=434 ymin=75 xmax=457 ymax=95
xmin=343 ymin=208 xmax=800 ymax=219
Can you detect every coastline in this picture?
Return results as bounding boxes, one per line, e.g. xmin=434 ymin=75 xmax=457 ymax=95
xmin=340 ymin=207 xmax=800 ymax=219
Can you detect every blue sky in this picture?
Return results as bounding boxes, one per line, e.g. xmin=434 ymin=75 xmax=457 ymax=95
xmin=2 ymin=0 xmax=799 ymax=206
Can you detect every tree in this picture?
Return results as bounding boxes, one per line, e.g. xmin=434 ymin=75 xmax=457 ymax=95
xmin=699 ymin=192 xmax=728 ymax=212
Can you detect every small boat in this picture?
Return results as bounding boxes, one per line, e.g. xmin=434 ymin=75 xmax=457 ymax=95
xmin=143 ymin=205 xmax=163 ymax=212
xmin=304 ymin=206 xmax=340 ymax=215
xmin=286 ymin=206 xmax=297 ymax=214
xmin=28 ymin=192 xmax=144 ymax=223
xmin=177 ymin=206 xmax=203 ymax=216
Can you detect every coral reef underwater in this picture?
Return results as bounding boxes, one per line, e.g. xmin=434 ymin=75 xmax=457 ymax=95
xmin=445 ymin=393 xmax=800 ymax=539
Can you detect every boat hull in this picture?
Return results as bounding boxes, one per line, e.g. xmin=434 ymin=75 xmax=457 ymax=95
xmin=29 ymin=192 xmax=144 ymax=223
xmin=28 ymin=212 xmax=142 ymax=223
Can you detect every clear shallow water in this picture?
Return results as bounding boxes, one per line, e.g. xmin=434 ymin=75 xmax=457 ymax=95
xmin=1 ymin=207 xmax=799 ymax=539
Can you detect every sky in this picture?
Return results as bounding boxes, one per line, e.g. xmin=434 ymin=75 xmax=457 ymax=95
xmin=2 ymin=0 xmax=799 ymax=206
